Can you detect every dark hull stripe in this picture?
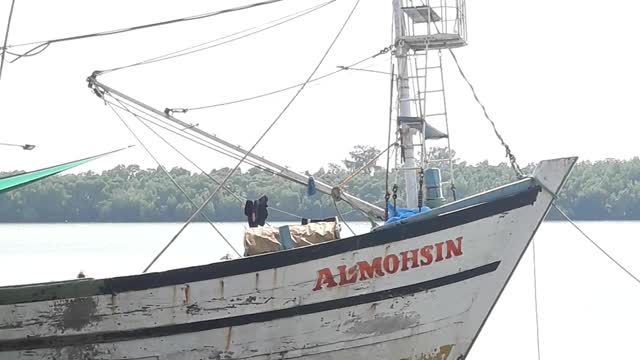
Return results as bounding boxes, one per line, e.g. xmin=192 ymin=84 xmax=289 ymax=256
xmin=106 ymin=187 xmax=535 ymax=291
xmin=0 ymin=261 xmax=500 ymax=352
xmin=0 ymin=185 xmax=539 ymax=305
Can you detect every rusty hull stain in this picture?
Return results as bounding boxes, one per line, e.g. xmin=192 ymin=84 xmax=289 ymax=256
xmin=207 ymin=349 xmax=234 ymax=360
xmin=52 ymin=297 xmax=99 ymax=332
xmin=224 ymin=326 xmax=233 ymax=352
xmin=184 ymin=284 xmax=191 ymax=305
xmin=52 ymin=343 xmax=104 ymax=360
xmin=400 ymin=345 xmax=455 ymax=360
xmin=346 ymin=313 xmax=419 ymax=336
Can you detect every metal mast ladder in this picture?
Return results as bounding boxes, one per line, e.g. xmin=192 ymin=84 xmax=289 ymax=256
xmin=394 ymin=0 xmax=467 ymax=206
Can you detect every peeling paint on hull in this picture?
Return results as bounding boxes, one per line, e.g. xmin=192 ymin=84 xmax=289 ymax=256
xmin=0 ymin=158 xmax=576 ymax=360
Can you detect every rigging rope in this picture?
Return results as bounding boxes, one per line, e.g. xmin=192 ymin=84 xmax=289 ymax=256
xmin=106 ymin=102 xmax=242 ymax=258
xmin=529 ymin=200 xmax=640 ymax=360
xmin=336 ymin=66 xmax=391 ymax=76
xmin=447 ymin=48 xmax=525 ymax=178
xmin=3 ymin=0 xmax=284 ymax=63
xmin=105 ymin=94 xmax=301 ymax=181
xmin=142 ymin=0 xmax=363 ymax=273
xmin=96 ymin=0 xmax=334 ymax=75
xmin=0 ymin=0 xmax=16 ymax=80
xmin=437 ymin=50 xmax=458 ymax=201
xmin=111 ymin=96 xmax=267 ymax=173
xmin=338 ymin=141 xmax=397 ymax=188
xmin=111 ymin=97 xmax=247 ymax=202
xmin=385 ymin=63 xmax=396 ymax=220
xmin=268 ymin=206 xmax=305 ymax=220
xmin=180 ymin=44 xmax=394 ymax=112
xmin=532 ymin=238 xmax=542 ymax=360
xmin=106 ymin=97 xmax=256 ymax=163
xmin=105 ymin=95 xmax=305 ymax=220
xmin=552 ymin=203 xmax=640 ymax=285
xmin=332 ymin=198 xmax=356 ymax=237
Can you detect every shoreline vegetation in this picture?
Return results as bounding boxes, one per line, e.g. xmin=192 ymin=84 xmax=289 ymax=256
xmin=1 ymin=147 xmax=639 ymax=223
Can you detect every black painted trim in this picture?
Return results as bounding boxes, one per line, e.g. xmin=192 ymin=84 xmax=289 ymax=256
xmin=0 ymin=261 xmax=500 ymax=351
xmin=104 ymin=186 xmax=538 ymax=293
xmin=0 ymin=185 xmax=540 ymax=304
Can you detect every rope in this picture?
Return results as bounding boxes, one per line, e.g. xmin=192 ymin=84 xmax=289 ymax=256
xmin=385 ymin=63 xmax=396 ymax=220
xmin=447 ymin=48 xmax=524 ymax=178
xmin=107 ymin=102 xmax=242 ymax=259
xmin=105 ymin=95 xmax=302 ymax=181
xmin=333 ymin=198 xmax=356 ymax=237
xmin=552 ymin=203 xmax=640 ymax=285
xmin=532 ymin=238 xmax=542 ymax=360
xmin=437 ymin=50 xmax=457 ymax=201
xmin=124 ymin=97 xmax=305 ymax=220
xmin=339 ymin=199 xmax=386 ymax=218
xmin=105 ymin=97 xmax=253 ymax=164
xmin=0 ymin=142 xmax=27 ymax=149
xmin=269 ymin=206 xmax=305 ymax=220
xmin=182 ymin=44 xmax=393 ymax=111
xmin=5 ymin=42 xmax=49 ymax=62
xmin=106 ymin=95 xmax=306 ymax=220
xmin=142 ymin=0 xmax=362 ymax=273
xmin=338 ymin=142 xmax=397 ymax=188
xmin=341 ymin=194 xmax=379 ymax=228
xmin=102 ymin=92 xmax=310 ymax=199
xmin=0 ymin=0 xmax=16 ymax=80
xmin=336 ymin=66 xmax=391 ymax=76
xmin=97 ymin=0 xmax=334 ymax=75
xmin=111 ymin=97 xmax=247 ymax=203
xmin=3 ymin=0 xmax=284 ymax=62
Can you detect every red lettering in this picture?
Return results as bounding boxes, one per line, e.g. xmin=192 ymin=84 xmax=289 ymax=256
xmin=420 ymin=245 xmax=433 ymax=266
xmin=445 ymin=237 xmax=463 ymax=259
xmin=313 ymin=268 xmax=337 ymax=291
xmin=435 ymin=242 xmax=444 ymax=262
xmin=313 ymin=235 xmax=464 ymax=290
xmin=400 ymin=249 xmax=420 ymax=271
xmin=338 ymin=265 xmax=358 ymax=285
xmin=383 ymin=254 xmax=400 ymax=274
xmin=357 ymin=258 xmax=385 ymax=280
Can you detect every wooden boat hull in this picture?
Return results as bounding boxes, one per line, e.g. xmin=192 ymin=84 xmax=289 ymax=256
xmin=0 ymin=158 xmax=576 ymax=360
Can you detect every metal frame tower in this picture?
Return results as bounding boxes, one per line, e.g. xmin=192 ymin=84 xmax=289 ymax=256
xmin=392 ymin=0 xmax=467 ymax=208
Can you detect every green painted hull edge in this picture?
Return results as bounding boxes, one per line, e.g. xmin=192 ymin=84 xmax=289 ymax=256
xmin=0 ymin=279 xmax=106 ymax=305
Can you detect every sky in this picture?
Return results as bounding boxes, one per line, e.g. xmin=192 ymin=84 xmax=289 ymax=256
xmin=1 ymin=0 xmax=639 ymax=174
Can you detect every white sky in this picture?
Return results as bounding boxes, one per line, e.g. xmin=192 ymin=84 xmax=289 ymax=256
xmin=1 ymin=0 xmax=639 ymax=174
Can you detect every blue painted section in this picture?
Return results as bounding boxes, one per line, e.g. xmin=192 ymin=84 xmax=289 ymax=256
xmin=424 ymin=168 xmax=441 ymax=185
xmin=376 ymin=177 xmax=537 ymax=231
xmin=424 ymin=168 xmax=443 ymax=199
xmin=307 ymin=176 xmax=317 ymax=196
xmin=278 ymin=226 xmax=295 ymax=250
xmin=385 ymin=204 xmax=430 ymax=224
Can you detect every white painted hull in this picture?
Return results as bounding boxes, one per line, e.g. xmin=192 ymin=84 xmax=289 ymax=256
xmin=0 ymin=158 xmax=576 ymax=360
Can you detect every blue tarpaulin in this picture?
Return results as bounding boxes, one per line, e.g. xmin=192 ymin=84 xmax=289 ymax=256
xmin=385 ymin=204 xmax=430 ymax=224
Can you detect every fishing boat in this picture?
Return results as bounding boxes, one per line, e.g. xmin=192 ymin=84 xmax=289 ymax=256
xmin=0 ymin=1 xmax=577 ymax=359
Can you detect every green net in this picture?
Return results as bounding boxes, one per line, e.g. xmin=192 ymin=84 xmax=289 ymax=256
xmin=0 ymin=147 xmax=129 ymax=194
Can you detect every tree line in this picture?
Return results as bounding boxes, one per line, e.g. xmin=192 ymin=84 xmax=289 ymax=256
xmin=1 ymin=146 xmax=639 ymax=222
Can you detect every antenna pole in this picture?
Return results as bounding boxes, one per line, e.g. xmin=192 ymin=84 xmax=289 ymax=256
xmin=393 ymin=0 xmax=418 ymax=208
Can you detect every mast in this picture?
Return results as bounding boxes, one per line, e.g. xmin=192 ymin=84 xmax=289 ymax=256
xmin=393 ymin=0 xmax=419 ymax=209
xmin=392 ymin=0 xmax=467 ymax=209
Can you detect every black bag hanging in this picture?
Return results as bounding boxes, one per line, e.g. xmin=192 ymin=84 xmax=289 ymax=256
xmin=244 ymin=200 xmax=257 ymax=227
xmin=255 ymin=195 xmax=269 ymax=226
